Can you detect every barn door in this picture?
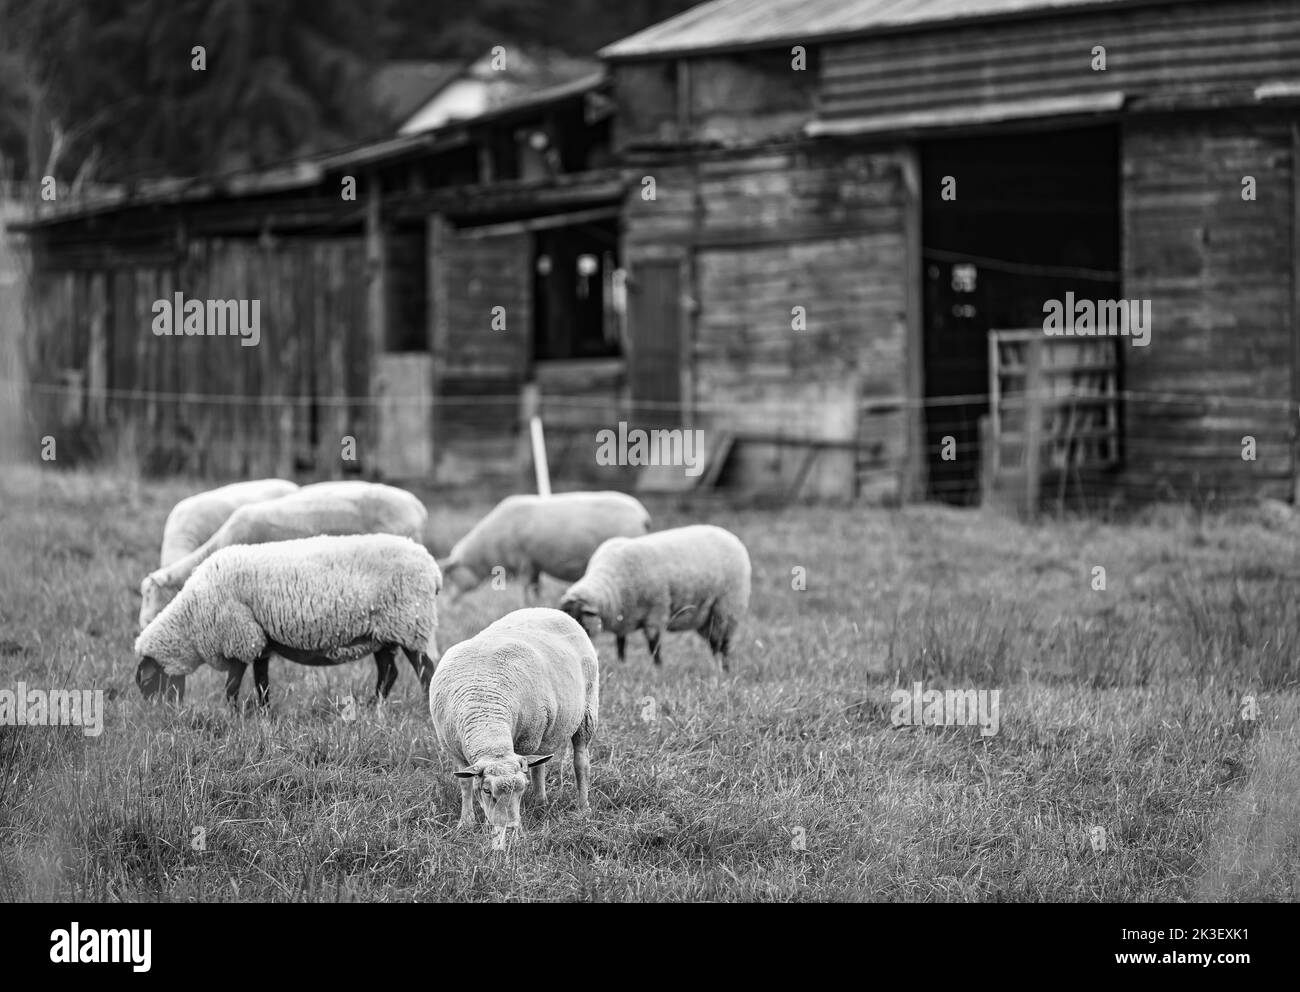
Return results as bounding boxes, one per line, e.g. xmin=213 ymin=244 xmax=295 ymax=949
xmin=626 ymin=258 xmax=683 ymax=426
xmin=432 ymin=226 xmax=532 ymax=479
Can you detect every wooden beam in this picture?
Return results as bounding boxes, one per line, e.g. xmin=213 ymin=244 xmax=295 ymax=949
xmin=452 ymin=205 xmax=620 ymax=239
xmin=624 ymin=218 xmax=901 ymax=249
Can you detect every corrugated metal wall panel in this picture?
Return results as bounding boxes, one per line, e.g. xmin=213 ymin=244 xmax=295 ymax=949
xmin=819 ymin=0 xmax=1300 ymax=125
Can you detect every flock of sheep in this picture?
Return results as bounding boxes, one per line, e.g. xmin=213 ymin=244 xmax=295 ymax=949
xmin=131 ymin=479 xmax=752 ymax=836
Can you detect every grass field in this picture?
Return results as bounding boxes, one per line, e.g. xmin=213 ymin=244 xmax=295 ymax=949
xmin=1 ymin=465 xmax=1298 ymax=901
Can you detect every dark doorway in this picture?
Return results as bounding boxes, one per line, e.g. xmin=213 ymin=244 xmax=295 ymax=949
xmin=533 ymin=219 xmax=621 ymax=361
xmin=921 ymin=125 xmax=1120 ymax=504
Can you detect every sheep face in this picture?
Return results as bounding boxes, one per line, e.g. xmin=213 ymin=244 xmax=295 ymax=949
xmin=559 ymin=596 xmax=602 ymax=638
xmin=455 ymin=754 xmax=553 ymax=828
xmin=437 ymin=559 xmax=479 ymax=602
xmin=138 ymin=575 xmax=177 ymax=630
xmin=135 ymin=656 xmax=186 ymax=703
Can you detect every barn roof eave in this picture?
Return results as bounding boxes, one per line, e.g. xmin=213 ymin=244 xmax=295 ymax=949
xmin=8 ymin=73 xmax=609 ymax=232
xmin=598 ymin=0 xmax=1218 ymax=61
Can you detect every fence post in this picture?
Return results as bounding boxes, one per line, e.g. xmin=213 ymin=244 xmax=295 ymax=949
xmin=530 ymin=416 xmax=551 ymax=497
xmin=1023 ymin=336 xmax=1043 ymax=516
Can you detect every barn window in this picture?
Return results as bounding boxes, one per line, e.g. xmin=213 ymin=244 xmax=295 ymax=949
xmin=533 ymin=218 xmax=621 ymax=361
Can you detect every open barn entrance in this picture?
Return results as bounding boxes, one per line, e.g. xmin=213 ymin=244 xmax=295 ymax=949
xmin=920 ymin=125 xmax=1120 ymax=504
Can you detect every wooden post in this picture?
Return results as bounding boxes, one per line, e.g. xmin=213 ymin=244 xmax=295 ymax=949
xmin=366 ymin=174 xmax=387 ymax=356
xmin=519 ymin=382 xmax=538 ymax=482
xmin=366 ymin=174 xmax=387 ymax=481
xmin=520 ymin=379 xmax=551 ymax=496
xmin=531 ymin=418 xmax=551 ymax=496
xmin=86 ymin=271 xmax=107 ymax=425
xmin=901 ymin=147 xmax=926 ymax=504
xmin=1023 ymin=336 xmax=1044 ymax=516
xmin=428 ymin=213 xmax=448 ymax=479
xmin=1292 ymin=123 xmax=1300 ymax=502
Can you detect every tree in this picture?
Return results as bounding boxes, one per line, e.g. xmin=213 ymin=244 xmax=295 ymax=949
xmin=0 ymin=0 xmax=384 ymax=182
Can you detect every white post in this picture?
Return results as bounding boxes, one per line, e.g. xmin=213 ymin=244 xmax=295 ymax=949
xmin=530 ymin=415 xmax=551 ymax=496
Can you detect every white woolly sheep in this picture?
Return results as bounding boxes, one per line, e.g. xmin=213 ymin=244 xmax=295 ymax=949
xmin=134 ymin=533 xmax=441 ymax=705
xmin=139 ymin=480 xmax=427 ymax=630
xmin=428 ymin=607 xmax=598 ymax=835
xmin=559 ymin=524 xmax=751 ymax=671
xmin=157 ymin=479 xmax=299 ymax=567
xmin=439 ymin=491 xmax=649 ymax=603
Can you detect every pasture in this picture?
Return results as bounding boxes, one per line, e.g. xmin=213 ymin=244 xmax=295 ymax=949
xmin=1 ymin=465 xmax=1297 ymax=901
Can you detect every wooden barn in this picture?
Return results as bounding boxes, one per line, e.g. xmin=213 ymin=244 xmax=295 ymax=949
xmin=12 ymin=0 xmax=1300 ymax=506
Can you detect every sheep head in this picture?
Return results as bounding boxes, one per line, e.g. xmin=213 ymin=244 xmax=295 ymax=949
xmin=436 ymin=558 xmax=479 ymax=602
xmin=134 ymin=656 xmax=186 ymax=704
xmin=559 ymin=593 xmax=602 ymax=638
xmin=455 ymin=753 xmax=553 ymax=829
xmin=138 ymin=574 xmax=179 ymax=630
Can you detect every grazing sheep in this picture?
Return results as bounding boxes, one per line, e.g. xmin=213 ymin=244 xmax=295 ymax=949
xmin=428 ymin=608 xmax=598 ymax=835
xmin=439 ymin=491 xmax=649 ymax=603
xmin=158 ymin=479 xmax=299 ymax=566
xmin=559 ymin=524 xmax=751 ymax=671
xmin=139 ymin=481 xmax=427 ymax=630
xmin=134 ymin=533 xmax=440 ymax=705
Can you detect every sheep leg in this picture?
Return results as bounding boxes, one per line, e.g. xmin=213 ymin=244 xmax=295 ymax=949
xmin=572 ymin=732 xmax=591 ymax=813
xmin=615 ymin=634 xmax=627 ymax=663
xmin=223 ymin=660 xmax=247 ymax=705
xmin=706 ymin=618 xmax=733 ymax=674
xmin=530 ymin=763 xmax=549 ymax=806
xmin=522 ymin=570 xmax=541 ymax=606
xmin=645 ymin=628 xmax=663 ymax=666
xmin=253 ymin=656 xmax=271 ymax=706
xmin=403 ymin=646 xmax=436 ymax=693
xmin=457 ymin=778 xmax=477 ymax=828
xmin=374 ymin=647 xmax=399 ymax=700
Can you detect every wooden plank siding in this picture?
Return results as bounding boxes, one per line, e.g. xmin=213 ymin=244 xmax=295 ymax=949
xmin=25 ymin=236 xmax=371 ymax=478
xmin=623 ymin=143 xmax=910 ymax=498
xmin=818 ymin=0 xmax=1300 ymax=129
xmin=1121 ymin=110 xmax=1295 ymax=498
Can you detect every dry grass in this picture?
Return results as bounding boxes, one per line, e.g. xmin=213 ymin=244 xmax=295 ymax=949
xmin=0 ymin=464 xmax=1297 ymax=901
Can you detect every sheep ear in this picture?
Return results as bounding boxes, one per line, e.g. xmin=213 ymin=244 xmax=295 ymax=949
xmin=524 ymin=753 xmax=553 ymax=768
xmin=453 ymin=767 xmax=480 ymax=778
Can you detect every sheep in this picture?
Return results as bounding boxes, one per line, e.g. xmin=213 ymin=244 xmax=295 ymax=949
xmin=138 ymin=481 xmax=427 ymax=630
xmin=157 ymin=479 xmax=299 ymax=567
xmin=439 ymin=491 xmax=650 ymax=604
xmin=559 ymin=524 xmax=751 ymax=672
xmin=134 ymin=533 xmax=441 ymax=706
xmin=428 ymin=607 xmax=598 ymax=836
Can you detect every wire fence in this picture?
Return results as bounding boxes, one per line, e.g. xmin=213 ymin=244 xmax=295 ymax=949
xmin=7 ymin=376 xmax=1294 ymax=510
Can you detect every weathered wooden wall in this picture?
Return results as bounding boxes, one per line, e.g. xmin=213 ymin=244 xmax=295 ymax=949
xmin=1122 ymin=109 xmax=1295 ymax=499
xmin=612 ymin=49 xmax=818 ymax=150
xmin=623 ymin=142 xmax=910 ymax=498
xmin=819 ymin=0 xmax=1300 ymax=130
xmin=25 ymin=236 xmax=371 ymax=477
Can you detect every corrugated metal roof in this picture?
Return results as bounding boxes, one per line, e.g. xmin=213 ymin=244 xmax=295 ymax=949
xmin=600 ymin=0 xmax=1212 ymax=59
